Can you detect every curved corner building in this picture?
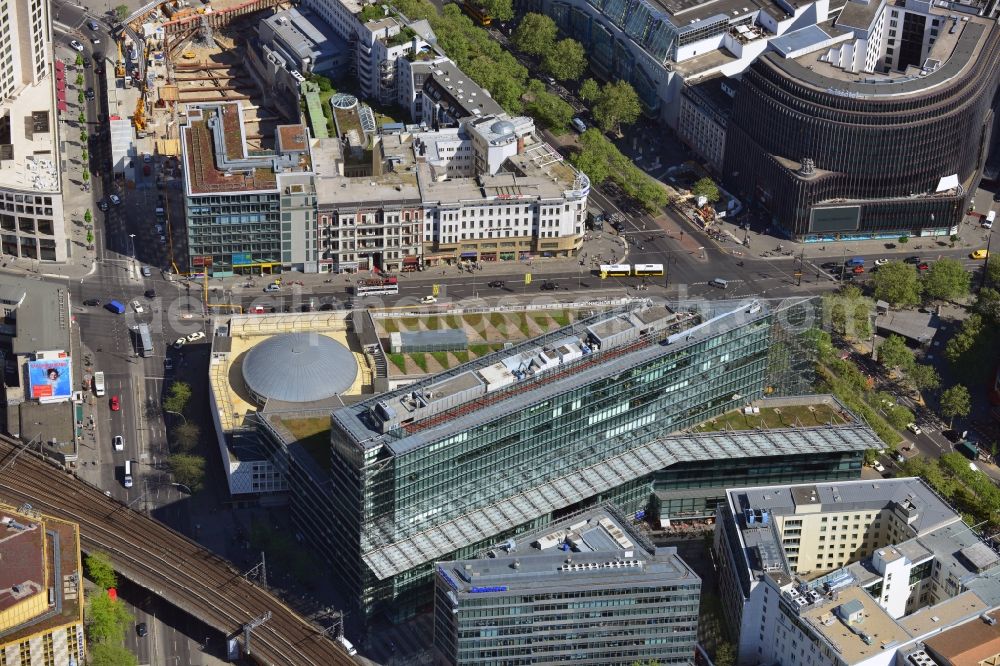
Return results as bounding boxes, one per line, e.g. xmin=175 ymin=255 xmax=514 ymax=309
xmin=724 ymin=3 xmax=1000 ymax=241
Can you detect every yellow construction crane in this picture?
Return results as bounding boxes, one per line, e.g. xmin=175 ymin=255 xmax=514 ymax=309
xmin=115 ymin=39 xmax=125 ymax=78
xmin=133 ymin=42 xmax=152 ymax=132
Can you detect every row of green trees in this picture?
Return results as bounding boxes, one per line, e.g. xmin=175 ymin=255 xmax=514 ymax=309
xmin=904 ymin=453 xmax=1000 ymax=529
xmin=571 ymin=129 xmax=668 ymax=212
xmin=870 ymin=258 xmax=971 ymax=306
xmin=84 ymin=553 xmax=138 ymax=666
xmin=164 ymin=381 xmax=206 ymax=492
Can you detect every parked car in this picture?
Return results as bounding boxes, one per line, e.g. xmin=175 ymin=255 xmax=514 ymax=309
xmin=84 ymin=88 xmax=95 ymax=101
xmin=69 ymin=39 xmax=84 ymax=52
xmin=420 ymin=295 xmax=437 ymax=304
xmin=173 ymin=337 xmax=186 ymax=349
xmin=141 ymin=266 xmax=152 ymax=277
xmin=874 ymin=258 xmax=889 ymax=266
xmin=135 ymin=623 xmax=147 ymax=638
xmin=907 ymin=422 xmax=923 ymax=435
xmin=109 ymin=194 xmax=121 ymax=205
xmin=872 ymin=461 xmax=885 ymax=473
xmin=186 ymin=331 xmax=205 ymax=343
xmin=97 ymin=199 xmax=109 ymax=211
xmin=110 ymin=396 xmax=120 ymax=411
xmin=83 ymin=298 xmax=101 ymax=306
xmin=143 ymin=154 xmax=152 ymax=163
xmin=164 ymin=358 xmax=174 ymax=371
xmin=917 ymin=262 xmax=930 ymax=271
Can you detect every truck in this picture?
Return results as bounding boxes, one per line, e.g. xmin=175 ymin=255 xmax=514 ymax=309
xmin=957 ymin=440 xmax=979 ymax=460
xmin=336 ymin=636 xmax=357 ymax=656
xmin=94 ymin=371 xmax=106 ymax=396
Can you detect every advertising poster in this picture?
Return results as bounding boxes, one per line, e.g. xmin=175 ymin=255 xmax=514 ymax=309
xmin=28 ymin=358 xmax=72 ymax=402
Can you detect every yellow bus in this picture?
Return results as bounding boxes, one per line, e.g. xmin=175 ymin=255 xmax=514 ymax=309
xmin=633 ymin=263 xmax=664 ymax=277
xmin=460 ymin=0 xmax=492 ymax=25
xmin=599 ymin=264 xmax=631 ymax=278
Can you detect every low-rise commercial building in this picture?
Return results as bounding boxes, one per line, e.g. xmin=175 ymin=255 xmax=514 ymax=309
xmin=0 ymin=504 xmax=86 ymax=666
xmin=434 ymin=506 xmax=701 ymax=665
xmin=315 ymin=113 xmax=588 ymax=271
xmin=715 ymin=478 xmax=1000 ymax=666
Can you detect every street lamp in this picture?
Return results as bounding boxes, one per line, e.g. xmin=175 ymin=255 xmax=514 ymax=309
xmin=164 ymin=409 xmax=187 ymax=424
xmin=171 ymin=483 xmax=193 ymax=494
xmin=128 ymin=234 xmax=136 ymax=267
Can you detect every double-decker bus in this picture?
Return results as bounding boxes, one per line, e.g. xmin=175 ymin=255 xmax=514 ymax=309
xmin=599 ymin=264 xmax=632 ymax=278
xmin=633 ymin=263 xmax=664 ymax=277
xmin=353 ymin=277 xmax=399 ymax=296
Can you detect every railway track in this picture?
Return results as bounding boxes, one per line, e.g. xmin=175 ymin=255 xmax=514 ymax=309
xmin=0 ymin=436 xmax=353 ymax=666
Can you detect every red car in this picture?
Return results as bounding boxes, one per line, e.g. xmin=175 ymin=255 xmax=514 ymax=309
xmin=110 ymin=396 xmax=120 ymax=411
xmin=852 ymin=265 xmax=865 ymax=274
xmin=917 ymin=262 xmax=930 ymax=271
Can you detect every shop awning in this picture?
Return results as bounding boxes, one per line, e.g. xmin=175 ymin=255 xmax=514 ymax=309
xmin=460 ymin=252 xmax=477 ymax=259
xmin=403 ymin=256 xmax=418 ymax=264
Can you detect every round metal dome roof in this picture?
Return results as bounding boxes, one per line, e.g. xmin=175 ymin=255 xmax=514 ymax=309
xmin=242 ymin=333 xmax=357 ymax=403
xmin=491 ymin=119 xmax=515 ymax=135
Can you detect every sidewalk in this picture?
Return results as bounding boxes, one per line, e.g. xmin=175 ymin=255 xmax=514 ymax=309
xmin=711 ymin=211 xmax=989 ymax=263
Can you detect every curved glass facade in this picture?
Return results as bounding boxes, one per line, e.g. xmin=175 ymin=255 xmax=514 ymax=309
xmin=724 ymin=27 xmax=1000 ymax=240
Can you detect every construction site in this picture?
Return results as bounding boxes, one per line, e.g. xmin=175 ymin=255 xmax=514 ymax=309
xmin=111 ymin=0 xmax=293 ymax=164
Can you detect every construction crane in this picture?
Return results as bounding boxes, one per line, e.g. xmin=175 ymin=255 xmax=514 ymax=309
xmin=133 ymin=41 xmax=152 ymax=132
xmin=115 ymin=38 xmax=125 ymax=78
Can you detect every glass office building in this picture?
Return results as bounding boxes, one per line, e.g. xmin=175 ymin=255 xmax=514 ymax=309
xmin=434 ymin=506 xmax=702 ymax=665
xmin=319 ymin=299 xmax=876 ymax=621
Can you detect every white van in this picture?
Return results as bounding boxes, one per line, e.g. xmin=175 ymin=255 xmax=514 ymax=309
xmin=571 ymin=117 xmax=587 ymax=133
xmin=709 ymin=278 xmax=729 ymax=289
xmin=123 ymin=460 xmax=133 ymax=488
xmin=984 ymin=210 xmax=996 ymax=229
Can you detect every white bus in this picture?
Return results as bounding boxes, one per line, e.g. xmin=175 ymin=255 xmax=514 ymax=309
xmin=633 ymin=263 xmax=664 ymax=277
xmin=135 ymin=323 xmax=153 ymax=357
xmin=599 ymin=264 xmax=631 ymax=277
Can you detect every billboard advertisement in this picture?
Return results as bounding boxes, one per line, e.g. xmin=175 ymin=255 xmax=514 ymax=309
xmin=28 ymin=358 xmax=72 ymax=402
xmin=810 ymin=205 xmax=861 ymax=233
xmin=232 ymin=252 xmax=253 ymax=266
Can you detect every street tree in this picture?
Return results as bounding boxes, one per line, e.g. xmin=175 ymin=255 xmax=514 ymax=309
xmin=939 ymin=384 xmax=971 ymax=428
xmin=82 ymin=149 xmax=89 ymax=162
xmin=78 ymin=91 xmax=85 ymax=104
xmin=878 ymin=334 xmax=914 ymax=371
xmin=82 ymin=170 xmax=90 ymax=183
xmin=542 ymin=38 xmax=588 ymax=82
xmin=908 ymin=363 xmax=940 ymax=391
xmin=480 ymin=0 xmax=514 ymax=22
xmin=870 ymin=261 xmax=921 ymax=307
xmin=570 ymin=129 xmax=614 ymax=185
xmin=75 ymin=54 xmax=84 ymax=67
xmin=525 ymin=83 xmax=574 ymax=132
xmin=591 ymin=80 xmax=641 ymax=135
xmin=84 ymin=552 xmax=117 ymax=590
xmin=84 ymin=209 xmax=92 ymax=224
xmin=86 ymin=591 xmax=132 ymax=644
xmin=973 ymin=287 xmax=1000 ymax=323
xmin=885 ymin=404 xmax=916 ymax=430
xmin=898 ymin=236 xmax=909 ymax=245
xmin=89 ymin=644 xmax=139 ymax=666
xmin=987 ymin=256 xmax=1000 ymax=287
xmin=578 ymin=78 xmax=600 ymax=103
xmin=944 ymin=313 xmax=983 ymax=364
xmin=172 ymin=422 xmax=201 ymax=453
xmin=715 ymin=643 xmax=736 ymax=666
xmin=78 ymin=112 xmax=87 ymax=124
xmin=691 ymin=177 xmax=720 ymax=203
xmin=168 ymin=454 xmax=205 ymax=492
xmin=115 ymin=4 xmax=129 ymax=20
xmin=86 ymin=230 xmax=94 ymax=245
xmin=163 ymin=381 xmax=192 ymax=414
xmin=512 ymin=13 xmax=557 ymax=56
xmin=921 ymin=257 xmax=970 ymax=301
xmin=75 ymin=73 xmax=84 ymax=86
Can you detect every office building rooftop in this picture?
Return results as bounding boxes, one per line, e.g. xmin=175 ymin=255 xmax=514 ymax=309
xmin=438 ymin=507 xmax=699 ymax=597
xmin=181 ymin=103 xmax=312 ymax=195
xmin=0 ymin=275 xmax=69 ymax=354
